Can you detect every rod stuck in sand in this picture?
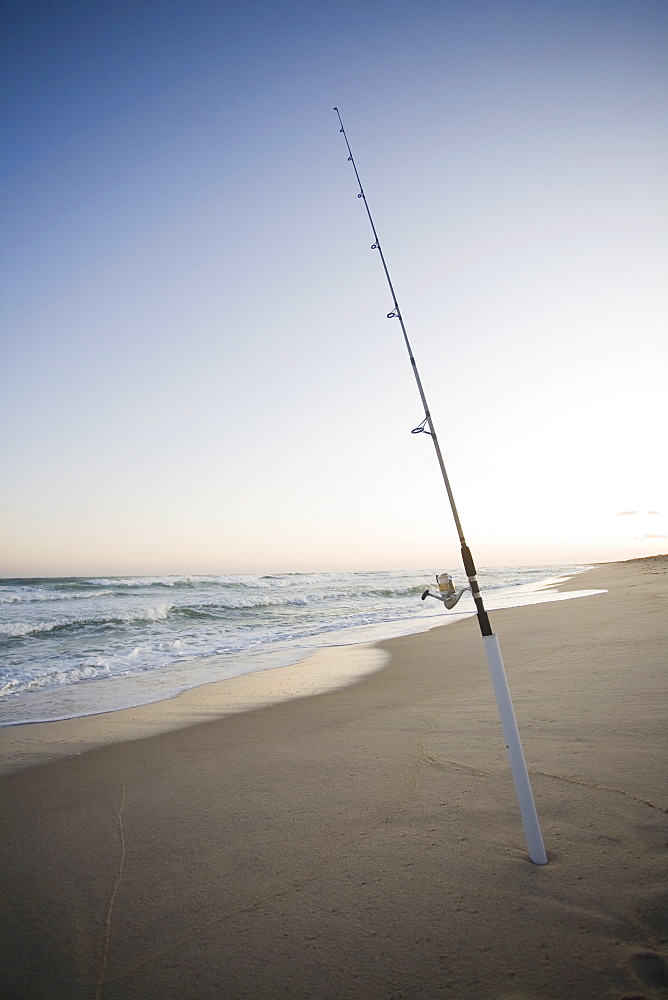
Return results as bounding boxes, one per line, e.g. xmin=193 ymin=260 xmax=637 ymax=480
xmin=334 ymin=107 xmax=548 ymax=865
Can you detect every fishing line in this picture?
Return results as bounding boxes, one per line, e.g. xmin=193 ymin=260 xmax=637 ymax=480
xmin=95 ymin=781 xmax=127 ymax=999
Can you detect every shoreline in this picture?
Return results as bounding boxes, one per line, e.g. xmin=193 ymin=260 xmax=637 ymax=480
xmin=1 ymin=555 xmax=666 ymax=999
xmin=0 ymin=643 xmax=390 ymax=777
xmin=0 ymin=564 xmax=592 ymax=729
xmin=0 ymin=566 xmax=600 ymax=777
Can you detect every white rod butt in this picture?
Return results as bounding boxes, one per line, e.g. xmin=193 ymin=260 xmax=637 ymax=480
xmin=482 ymin=633 xmax=548 ymax=865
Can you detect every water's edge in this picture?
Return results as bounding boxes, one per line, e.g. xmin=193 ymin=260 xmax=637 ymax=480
xmin=0 ymin=568 xmax=603 ymax=728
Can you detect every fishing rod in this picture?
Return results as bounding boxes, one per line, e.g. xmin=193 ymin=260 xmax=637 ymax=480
xmin=334 ymin=107 xmax=548 ymax=865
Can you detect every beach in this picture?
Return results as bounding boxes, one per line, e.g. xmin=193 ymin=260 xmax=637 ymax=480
xmin=1 ymin=556 xmax=666 ymax=999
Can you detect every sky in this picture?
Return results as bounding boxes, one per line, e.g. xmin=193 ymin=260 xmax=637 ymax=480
xmin=1 ymin=0 xmax=666 ymax=577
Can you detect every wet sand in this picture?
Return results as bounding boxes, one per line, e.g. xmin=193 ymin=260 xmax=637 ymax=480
xmin=1 ymin=556 xmax=666 ymax=999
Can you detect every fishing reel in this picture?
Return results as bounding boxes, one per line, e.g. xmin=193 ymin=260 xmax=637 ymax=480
xmin=421 ymin=572 xmax=469 ymax=610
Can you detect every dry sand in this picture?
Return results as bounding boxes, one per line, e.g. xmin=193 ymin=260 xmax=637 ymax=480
xmin=1 ymin=556 xmax=666 ymax=1000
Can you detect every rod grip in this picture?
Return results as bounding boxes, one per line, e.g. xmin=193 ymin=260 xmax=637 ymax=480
xmin=461 ymin=544 xmax=492 ymax=636
xmin=461 ymin=544 xmax=476 ymax=578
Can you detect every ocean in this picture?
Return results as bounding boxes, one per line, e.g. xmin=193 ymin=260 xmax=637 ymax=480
xmin=0 ymin=565 xmax=597 ymax=725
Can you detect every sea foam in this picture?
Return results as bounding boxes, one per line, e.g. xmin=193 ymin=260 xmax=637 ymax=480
xmin=0 ymin=566 xmax=596 ymax=725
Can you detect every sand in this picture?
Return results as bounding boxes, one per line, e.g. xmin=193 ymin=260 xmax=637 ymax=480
xmin=0 ymin=556 xmax=666 ymax=1000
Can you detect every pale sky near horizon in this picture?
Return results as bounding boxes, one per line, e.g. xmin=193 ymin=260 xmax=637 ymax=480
xmin=1 ymin=0 xmax=666 ymax=577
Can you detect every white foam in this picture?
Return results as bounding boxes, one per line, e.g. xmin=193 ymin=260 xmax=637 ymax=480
xmin=0 ymin=565 xmax=593 ymax=725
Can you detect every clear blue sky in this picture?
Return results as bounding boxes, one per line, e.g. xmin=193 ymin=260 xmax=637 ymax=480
xmin=1 ymin=0 xmax=666 ymax=576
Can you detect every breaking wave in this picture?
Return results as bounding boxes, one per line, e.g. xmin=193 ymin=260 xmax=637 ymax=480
xmin=0 ymin=564 xmax=590 ymax=724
